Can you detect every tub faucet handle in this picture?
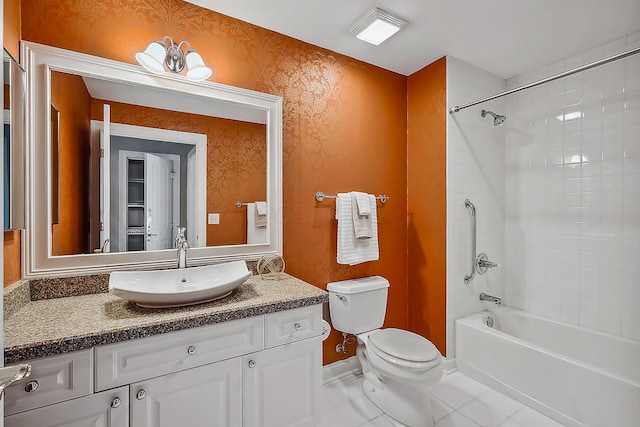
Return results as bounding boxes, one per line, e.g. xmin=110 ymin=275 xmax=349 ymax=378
xmin=476 ymin=253 xmax=499 ymax=274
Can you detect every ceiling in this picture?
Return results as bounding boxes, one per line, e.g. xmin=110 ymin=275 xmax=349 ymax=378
xmin=186 ymin=0 xmax=640 ymax=79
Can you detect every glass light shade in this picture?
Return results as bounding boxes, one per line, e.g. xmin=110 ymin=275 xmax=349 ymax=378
xmin=356 ymin=19 xmax=401 ymax=45
xmin=185 ymin=51 xmax=212 ymax=81
xmin=135 ymin=41 xmax=166 ymax=74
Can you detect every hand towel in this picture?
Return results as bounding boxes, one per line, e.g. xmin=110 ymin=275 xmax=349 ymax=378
xmin=336 ymin=193 xmax=379 ymax=265
xmin=247 ymin=203 xmax=268 ymax=244
xmin=255 ymin=201 xmax=267 ymax=228
xmin=351 ymin=192 xmax=372 ymax=239
xmin=352 ymin=191 xmax=371 ymax=216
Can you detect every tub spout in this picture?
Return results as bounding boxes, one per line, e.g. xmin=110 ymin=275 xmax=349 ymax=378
xmin=480 ymin=292 xmax=502 ymax=305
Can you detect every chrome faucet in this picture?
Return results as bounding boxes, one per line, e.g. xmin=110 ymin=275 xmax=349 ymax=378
xmin=175 ymin=227 xmax=189 ymax=269
xmin=476 ymin=253 xmax=500 ymax=274
xmin=479 ymin=293 xmax=502 ymax=305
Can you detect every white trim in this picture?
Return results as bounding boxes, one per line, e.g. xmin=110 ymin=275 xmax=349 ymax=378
xmin=22 ymin=42 xmax=283 ymax=278
xmin=442 ymin=357 xmax=457 ymax=374
xmin=96 ymin=122 xmax=205 ymax=251
xmin=322 ymin=357 xmax=362 ymax=384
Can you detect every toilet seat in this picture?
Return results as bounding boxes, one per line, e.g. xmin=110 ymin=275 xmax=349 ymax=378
xmin=367 ymin=328 xmax=440 ymax=370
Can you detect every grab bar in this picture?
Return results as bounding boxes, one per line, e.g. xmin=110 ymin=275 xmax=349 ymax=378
xmin=464 ymin=199 xmax=476 ymax=285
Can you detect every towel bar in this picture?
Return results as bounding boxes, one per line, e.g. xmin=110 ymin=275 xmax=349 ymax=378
xmin=315 ymin=191 xmax=389 ymax=204
xmin=235 ymin=202 xmax=249 ymax=208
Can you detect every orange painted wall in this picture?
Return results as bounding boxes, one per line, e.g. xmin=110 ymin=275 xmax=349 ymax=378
xmin=89 ymin=99 xmax=266 ymax=247
xmin=3 ymin=0 xmax=21 ymax=287
xmin=4 ymin=230 xmax=21 ymax=286
xmin=3 ymin=0 xmax=20 ymax=60
xmin=407 ymin=58 xmax=448 ymax=356
xmin=51 ymin=71 xmax=92 ymax=256
xmin=22 ymin=0 xmax=409 ymax=364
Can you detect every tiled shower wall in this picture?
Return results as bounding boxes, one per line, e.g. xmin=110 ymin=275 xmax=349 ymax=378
xmin=503 ymin=32 xmax=640 ymax=340
xmin=446 ymin=57 xmax=506 ymax=357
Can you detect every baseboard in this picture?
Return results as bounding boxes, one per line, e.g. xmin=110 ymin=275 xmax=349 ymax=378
xmin=323 ymin=355 xmax=456 ymax=384
xmin=322 ymin=357 xmax=362 ymax=383
xmin=442 ymin=357 xmax=456 ymax=374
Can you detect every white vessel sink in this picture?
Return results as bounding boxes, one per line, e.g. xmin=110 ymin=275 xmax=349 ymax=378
xmin=109 ymin=260 xmax=252 ymax=308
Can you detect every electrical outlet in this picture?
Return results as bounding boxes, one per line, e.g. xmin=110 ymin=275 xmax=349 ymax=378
xmin=208 ymin=213 xmax=220 ymax=225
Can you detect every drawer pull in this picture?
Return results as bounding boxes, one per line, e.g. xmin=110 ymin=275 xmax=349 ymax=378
xmin=187 ymin=345 xmax=197 ymax=355
xmin=24 ymin=380 xmax=39 ymax=393
xmin=111 ymin=397 xmax=122 ymax=408
xmin=136 ymin=389 xmax=147 ymax=400
xmin=248 ymin=360 xmax=256 ymax=369
xmin=294 ymin=322 xmax=302 ymax=331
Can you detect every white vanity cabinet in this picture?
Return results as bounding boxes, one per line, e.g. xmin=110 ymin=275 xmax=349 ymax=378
xmin=5 ymin=386 xmax=129 ymax=427
xmin=4 ymin=305 xmax=323 ymax=427
xmin=243 ymin=337 xmax=322 ymax=427
xmin=130 ymin=357 xmax=242 ymax=426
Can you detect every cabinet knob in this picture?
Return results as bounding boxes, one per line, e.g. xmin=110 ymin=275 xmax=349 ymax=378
xmin=111 ymin=397 xmax=122 ymax=408
xmin=294 ymin=322 xmax=302 ymax=331
xmin=187 ymin=345 xmax=197 ymax=355
xmin=24 ymin=380 xmax=39 ymax=393
xmin=248 ymin=360 xmax=256 ymax=369
xmin=136 ymin=389 xmax=147 ymax=400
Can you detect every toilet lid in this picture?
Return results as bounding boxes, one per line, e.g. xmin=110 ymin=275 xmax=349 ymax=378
xmin=368 ymin=329 xmax=440 ymax=363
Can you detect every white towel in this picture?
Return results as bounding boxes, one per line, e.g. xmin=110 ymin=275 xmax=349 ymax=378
xmin=351 ymin=192 xmax=372 ymax=239
xmin=336 ymin=193 xmax=379 ymax=265
xmin=247 ymin=203 xmax=267 ymax=244
xmin=352 ymin=191 xmax=371 ymax=216
xmin=255 ymin=201 xmax=267 ymax=228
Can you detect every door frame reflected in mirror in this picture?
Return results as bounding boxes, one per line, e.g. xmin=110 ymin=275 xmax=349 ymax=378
xmin=23 ymin=42 xmax=283 ymax=278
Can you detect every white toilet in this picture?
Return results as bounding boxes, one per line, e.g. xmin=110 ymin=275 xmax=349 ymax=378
xmin=327 ymin=276 xmax=442 ymax=427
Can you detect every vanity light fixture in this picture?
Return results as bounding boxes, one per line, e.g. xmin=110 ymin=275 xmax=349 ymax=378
xmin=135 ymin=36 xmax=212 ymax=81
xmin=349 ymin=7 xmax=408 ymax=46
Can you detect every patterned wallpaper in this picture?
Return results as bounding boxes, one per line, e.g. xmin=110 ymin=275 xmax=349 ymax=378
xmin=21 ymin=0 xmax=411 ymax=364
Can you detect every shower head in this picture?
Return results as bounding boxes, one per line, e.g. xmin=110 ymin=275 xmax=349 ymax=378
xmin=481 ymin=109 xmax=506 ymax=126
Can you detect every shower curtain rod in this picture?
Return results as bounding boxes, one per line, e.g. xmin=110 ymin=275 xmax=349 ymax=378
xmin=449 ymin=45 xmax=640 ymax=114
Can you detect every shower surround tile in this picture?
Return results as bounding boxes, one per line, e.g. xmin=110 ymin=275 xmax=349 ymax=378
xmin=503 ymin=31 xmax=640 ymax=340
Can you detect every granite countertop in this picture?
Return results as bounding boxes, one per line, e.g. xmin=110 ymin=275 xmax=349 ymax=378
xmin=4 ymin=273 xmax=328 ymax=364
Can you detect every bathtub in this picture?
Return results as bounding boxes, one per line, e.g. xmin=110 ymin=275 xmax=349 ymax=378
xmin=455 ymin=307 xmax=640 ymax=427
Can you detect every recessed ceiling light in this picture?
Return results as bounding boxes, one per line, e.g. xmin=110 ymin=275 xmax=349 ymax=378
xmin=349 ymin=8 xmax=408 ymax=46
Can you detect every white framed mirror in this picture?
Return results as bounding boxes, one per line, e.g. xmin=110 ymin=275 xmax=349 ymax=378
xmin=23 ymin=42 xmax=282 ymax=278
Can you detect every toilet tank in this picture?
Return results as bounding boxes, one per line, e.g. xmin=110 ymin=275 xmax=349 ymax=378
xmin=327 ymin=276 xmax=389 ymax=334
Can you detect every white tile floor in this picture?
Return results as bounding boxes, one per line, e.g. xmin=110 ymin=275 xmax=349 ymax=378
xmin=321 ymin=371 xmax=564 ymax=427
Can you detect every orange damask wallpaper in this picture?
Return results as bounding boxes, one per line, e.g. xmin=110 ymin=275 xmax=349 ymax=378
xmin=21 ymin=0 xmax=412 ymax=365
xmin=51 ymin=71 xmax=92 ymax=256
xmin=407 ymin=58 xmax=448 ymax=355
xmin=90 ymin=99 xmax=266 ymax=247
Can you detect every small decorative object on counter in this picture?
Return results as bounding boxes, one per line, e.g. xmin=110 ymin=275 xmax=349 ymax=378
xmin=257 ymin=254 xmax=285 ymax=281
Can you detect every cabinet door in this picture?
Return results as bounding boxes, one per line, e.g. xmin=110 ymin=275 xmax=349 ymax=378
xmin=130 ymin=357 xmax=242 ymax=427
xmin=244 ymin=337 xmax=322 ymax=427
xmin=5 ymin=386 xmax=128 ymax=427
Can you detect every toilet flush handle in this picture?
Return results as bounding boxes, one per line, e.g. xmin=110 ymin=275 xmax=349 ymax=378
xmin=336 ymin=294 xmax=346 ymax=302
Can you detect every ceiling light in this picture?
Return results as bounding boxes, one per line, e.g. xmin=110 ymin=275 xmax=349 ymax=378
xmin=136 ymin=36 xmax=212 ymax=81
xmin=349 ymin=8 xmax=408 ymax=45
xmin=556 ymin=111 xmax=583 ymax=122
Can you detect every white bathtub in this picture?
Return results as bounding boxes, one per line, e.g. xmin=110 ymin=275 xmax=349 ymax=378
xmin=455 ymin=306 xmax=640 ymax=427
